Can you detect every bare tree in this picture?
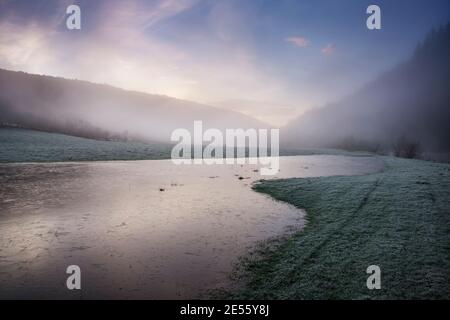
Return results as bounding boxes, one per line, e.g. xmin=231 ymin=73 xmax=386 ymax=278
xmin=393 ymin=136 xmax=421 ymax=159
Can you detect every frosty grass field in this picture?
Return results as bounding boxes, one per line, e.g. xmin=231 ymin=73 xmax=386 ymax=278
xmin=0 ymin=128 xmax=172 ymax=162
xmin=231 ymin=157 xmax=450 ymax=299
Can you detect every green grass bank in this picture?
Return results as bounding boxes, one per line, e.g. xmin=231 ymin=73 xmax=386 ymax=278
xmin=232 ymin=157 xmax=450 ymax=299
xmin=0 ymin=128 xmax=172 ymax=162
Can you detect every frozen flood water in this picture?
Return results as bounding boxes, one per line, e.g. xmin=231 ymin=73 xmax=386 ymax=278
xmin=0 ymin=155 xmax=383 ymax=299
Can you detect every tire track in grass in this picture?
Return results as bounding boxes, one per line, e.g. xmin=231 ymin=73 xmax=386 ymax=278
xmin=232 ymin=157 xmax=450 ymax=299
xmin=296 ymin=177 xmax=381 ymax=267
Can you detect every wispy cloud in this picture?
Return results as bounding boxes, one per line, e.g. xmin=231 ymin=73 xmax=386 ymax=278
xmin=0 ymin=0 xmax=290 ymax=114
xmin=96 ymin=0 xmax=199 ymax=31
xmin=2 ymin=0 xmax=393 ymax=125
xmin=285 ymin=36 xmax=310 ymax=48
xmin=321 ymin=43 xmax=336 ymax=55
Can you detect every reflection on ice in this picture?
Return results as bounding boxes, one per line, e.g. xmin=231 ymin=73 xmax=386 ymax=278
xmin=0 ymin=155 xmax=382 ymax=299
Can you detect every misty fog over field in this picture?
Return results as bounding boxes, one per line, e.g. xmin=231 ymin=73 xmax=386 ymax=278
xmin=0 ymin=69 xmax=266 ymax=143
xmin=0 ymin=0 xmax=448 ymax=160
xmin=1 ymin=24 xmax=449 ymax=158
xmin=284 ymin=24 xmax=450 ymax=156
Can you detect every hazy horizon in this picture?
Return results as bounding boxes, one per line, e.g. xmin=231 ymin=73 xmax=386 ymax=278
xmin=1 ymin=0 xmax=449 ymax=126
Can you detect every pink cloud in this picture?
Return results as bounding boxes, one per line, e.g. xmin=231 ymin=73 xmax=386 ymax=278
xmin=321 ymin=43 xmax=336 ymax=55
xmin=285 ymin=36 xmax=310 ymax=48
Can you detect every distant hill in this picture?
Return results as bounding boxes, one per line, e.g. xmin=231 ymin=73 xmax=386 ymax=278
xmin=284 ymin=23 xmax=450 ymax=154
xmin=0 ymin=69 xmax=266 ymax=142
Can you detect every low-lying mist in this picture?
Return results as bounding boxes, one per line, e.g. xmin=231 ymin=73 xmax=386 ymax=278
xmin=1 ymin=24 xmax=449 ymax=161
xmin=283 ymin=23 xmax=450 ymax=157
xmin=0 ymin=69 xmax=266 ymax=143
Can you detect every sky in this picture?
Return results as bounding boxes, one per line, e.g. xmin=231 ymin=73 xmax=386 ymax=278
xmin=0 ymin=0 xmax=449 ymax=126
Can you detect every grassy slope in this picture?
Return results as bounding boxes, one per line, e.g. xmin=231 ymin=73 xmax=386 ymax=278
xmin=232 ymin=157 xmax=450 ymax=299
xmin=0 ymin=127 xmax=372 ymax=163
xmin=0 ymin=128 xmax=172 ymax=162
xmin=280 ymin=147 xmax=374 ymax=157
